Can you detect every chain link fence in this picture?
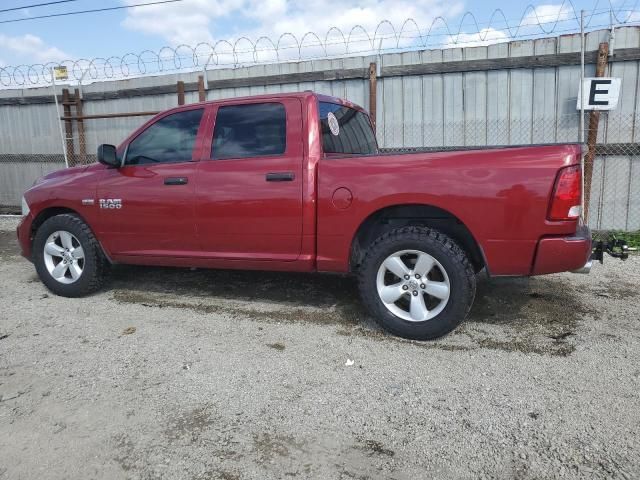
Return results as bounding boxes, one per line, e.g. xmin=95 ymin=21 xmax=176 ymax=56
xmin=62 ymin=115 xmax=156 ymax=168
xmin=585 ymin=111 xmax=640 ymax=240
xmin=1 ymin=91 xmax=638 ymax=241
xmin=0 ymin=96 xmax=156 ymax=208
xmin=378 ymin=114 xmax=580 ymax=149
xmin=379 ymin=112 xmax=639 ymax=238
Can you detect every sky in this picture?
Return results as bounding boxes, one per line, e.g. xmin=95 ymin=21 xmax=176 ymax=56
xmin=0 ymin=0 xmax=638 ymax=70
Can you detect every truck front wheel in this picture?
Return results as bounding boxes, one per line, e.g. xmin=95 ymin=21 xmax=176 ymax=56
xmin=33 ymin=214 xmax=109 ymax=297
xmin=358 ymin=226 xmax=476 ymax=340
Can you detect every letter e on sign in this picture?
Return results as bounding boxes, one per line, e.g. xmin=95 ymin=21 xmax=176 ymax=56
xmin=577 ymin=78 xmax=621 ymax=110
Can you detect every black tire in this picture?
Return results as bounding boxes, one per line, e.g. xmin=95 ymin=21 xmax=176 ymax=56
xmin=33 ymin=214 xmax=109 ymax=297
xmin=358 ymin=226 xmax=476 ymax=340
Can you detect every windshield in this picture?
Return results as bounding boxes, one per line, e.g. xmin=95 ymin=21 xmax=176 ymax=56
xmin=318 ymin=101 xmax=377 ymax=155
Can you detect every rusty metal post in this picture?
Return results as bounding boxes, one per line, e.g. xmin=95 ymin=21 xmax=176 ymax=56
xmin=60 ymin=111 xmax=160 ymax=120
xmin=583 ymin=42 xmax=609 ymax=220
xmin=177 ymin=80 xmax=185 ymax=105
xmin=74 ymin=88 xmax=87 ymax=164
xmin=62 ymin=88 xmax=75 ymax=166
xmin=197 ymin=75 xmax=206 ymax=102
xmin=368 ymin=62 xmax=377 ymax=133
xmin=60 ymin=111 xmax=160 ymax=121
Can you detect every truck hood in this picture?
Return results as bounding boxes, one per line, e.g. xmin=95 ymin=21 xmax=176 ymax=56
xmin=34 ymin=163 xmax=103 ymax=186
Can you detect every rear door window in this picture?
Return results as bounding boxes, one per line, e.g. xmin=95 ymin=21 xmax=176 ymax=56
xmin=211 ymin=103 xmax=286 ymax=160
xmin=319 ymin=102 xmax=377 ymax=155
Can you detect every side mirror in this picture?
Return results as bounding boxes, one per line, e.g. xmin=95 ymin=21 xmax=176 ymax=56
xmin=97 ymin=144 xmax=119 ymax=168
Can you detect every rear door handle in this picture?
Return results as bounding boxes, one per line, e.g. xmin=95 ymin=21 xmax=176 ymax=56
xmin=164 ymin=177 xmax=188 ymax=185
xmin=266 ymin=172 xmax=294 ymax=182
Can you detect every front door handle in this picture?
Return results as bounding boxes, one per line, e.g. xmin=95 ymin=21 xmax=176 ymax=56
xmin=164 ymin=177 xmax=188 ymax=185
xmin=266 ymin=172 xmax=294 ymax=182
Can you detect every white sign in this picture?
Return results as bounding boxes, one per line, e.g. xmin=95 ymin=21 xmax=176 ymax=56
xmin=53 ymin=66 xmax=68 ymax=81
xmin=577 ymin=78 xmax=621 ymax=110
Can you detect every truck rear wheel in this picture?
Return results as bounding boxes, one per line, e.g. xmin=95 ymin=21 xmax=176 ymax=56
xmin=33 ymin=214 xmax=109 ymax=297
xmin=358 ymin=226 xmax=476 ymax=340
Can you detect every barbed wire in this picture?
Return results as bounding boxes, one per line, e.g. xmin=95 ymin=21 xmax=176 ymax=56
xmin=1 ymin=0 xmax=639 ymax=88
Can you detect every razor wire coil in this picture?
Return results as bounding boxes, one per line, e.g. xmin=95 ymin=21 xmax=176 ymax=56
xmin=1 ymin=0 xmax=639 ymax=88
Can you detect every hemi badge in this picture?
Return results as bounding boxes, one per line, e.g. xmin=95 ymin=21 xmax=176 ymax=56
xmin=82 ymin=199 xmax=95 ymax=206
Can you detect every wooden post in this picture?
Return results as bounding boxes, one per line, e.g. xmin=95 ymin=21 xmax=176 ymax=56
xmin=74 ymin=88 xmax=87 ymax=164
xmin=177 ymin=81 xmax=185 ymax=105
xmin=368 ymin=62 xmax=377 ymax=133
xmin=61 ymin=88 xmax=75 ymax=165
xmin=197 ymin=75 xmax=206 ymax=102
xmin=583 ymin=42 xmax=609 ymax=220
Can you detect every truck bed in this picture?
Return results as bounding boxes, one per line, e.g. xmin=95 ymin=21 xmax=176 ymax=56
xmin=316 ymin=143 xmax=584 ymax=275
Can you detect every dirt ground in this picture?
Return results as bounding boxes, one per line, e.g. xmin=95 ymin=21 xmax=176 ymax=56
xmin=0 ymin=216 xmax=639 ymax=479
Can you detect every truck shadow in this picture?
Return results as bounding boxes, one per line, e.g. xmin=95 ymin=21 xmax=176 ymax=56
xmin=109 ymin=264 xmax=595 ymax=356
xmin=462 ymin=275 xmax=594 ymax=355
xmin=111 ymin=265 xmax=357 ymax=308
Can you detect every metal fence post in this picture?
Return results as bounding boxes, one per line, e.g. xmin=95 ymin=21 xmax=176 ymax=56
xmin=584 ymin=42 xmax=610 ymax=220
xmin=50 ymin=68 xmax=69 ymax=168
xmin=198 ymin=76 xmax=206 ymax=102
xmin=177 ymin=81 xmax=185 ymax=105
xmin=580 ymin=10 xmax=586 ymax=220
xmin=580 ymin=10 xmax=585 ymax=144
xmin=62 ymin=89 xmax=75 ymax=166
xmin=369 ymin=62 xmax=377 ymax=133
xmin=74 ymin=88 xmax=87 ymax=164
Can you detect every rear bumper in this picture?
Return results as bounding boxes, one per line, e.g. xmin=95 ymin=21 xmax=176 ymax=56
xmin=531 ymin=225 xmax=592 ymax=275
xmin=571 ymin=259 xmax=592 ymax=274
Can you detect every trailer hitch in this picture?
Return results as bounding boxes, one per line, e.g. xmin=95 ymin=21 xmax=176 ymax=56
xmin=592 ymin=235 xmax=634 ymax=263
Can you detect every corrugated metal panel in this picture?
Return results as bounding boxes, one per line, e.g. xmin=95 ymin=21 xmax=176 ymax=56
xmin=509 ymin=41 xmax=534 ymax=145
xmin=401 ymin=51 xmax=423 ymax=147
xmin=0 ymin=27 xmax=639 ymax=230
xmin=442 ymin=48 xmax=464 ymax=147
xmin=421 ymin=49 xmax=444 ymax=147
xmin=463 ymin=46 xmax=487 ymax=146
xmin=377 ymin=53 xmax=400 ymax=147
xmin=532 ymin=38 xmax=557 ymax=143
xmin=598 ymin=156 xmax=633 ymax=229
xmin=0 ymin=162 xmax=63 ymax=205
xmin=486 ymin=42 xmax=510 ymax=146
xmin=628 ymin=157 xmax=640 ymax=230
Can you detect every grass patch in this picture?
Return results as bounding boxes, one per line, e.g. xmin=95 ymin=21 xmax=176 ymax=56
xmin=612 ymin=231 xmax=640 ymax=250
xmin=593 ymin=230 xmax=640 ymax=252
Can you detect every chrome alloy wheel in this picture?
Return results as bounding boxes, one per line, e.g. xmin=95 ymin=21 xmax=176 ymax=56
xmin=42 ymin=230 xmax=85 ymax=284
xmin=376 ymin=249 xmax=451 ymax=322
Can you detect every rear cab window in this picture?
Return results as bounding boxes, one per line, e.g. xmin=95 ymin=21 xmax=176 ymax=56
xmin=318 ymin=101 xmax=377 ymax=156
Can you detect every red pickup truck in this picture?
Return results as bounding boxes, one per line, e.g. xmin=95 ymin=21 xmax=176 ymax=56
xmin=17 ymin=91 xmax=591 ymax=340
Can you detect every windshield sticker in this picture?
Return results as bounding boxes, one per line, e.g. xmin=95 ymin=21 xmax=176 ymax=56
xmin=327 ymin=112 xmax=340 ymax=136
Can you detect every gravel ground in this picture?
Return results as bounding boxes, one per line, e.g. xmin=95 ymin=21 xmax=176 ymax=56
xmin=1 ymin=216 xmax=639 ymax=480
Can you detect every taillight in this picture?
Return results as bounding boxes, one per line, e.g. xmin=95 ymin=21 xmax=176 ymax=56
xmin=548 ymin=165 xmax=582 ymax=221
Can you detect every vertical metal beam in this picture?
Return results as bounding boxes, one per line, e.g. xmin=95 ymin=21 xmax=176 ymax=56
xmin=202 ymin=65 xmax=209 ymax=90
xmin=579 ymin=10 xmax=586 ymax=221
xmin=177 ymin=81 xmax=185 ymax=105
xmin=74 ymin=88 xmax=87 ymax=164
xmin=580 ymin=10 xmax=586 ymax=144
xmin=50 ymin=68 xmax=68 ymax=168
xmin=62 ymin=88 xmax=75 ymax=166
xmin=197 ymin=75 xmax=206 ymax=102
xmin=584 ymin=42 xmax=610 ymax=220
xmin=368 ymin=62 xmax=377 ymax=133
